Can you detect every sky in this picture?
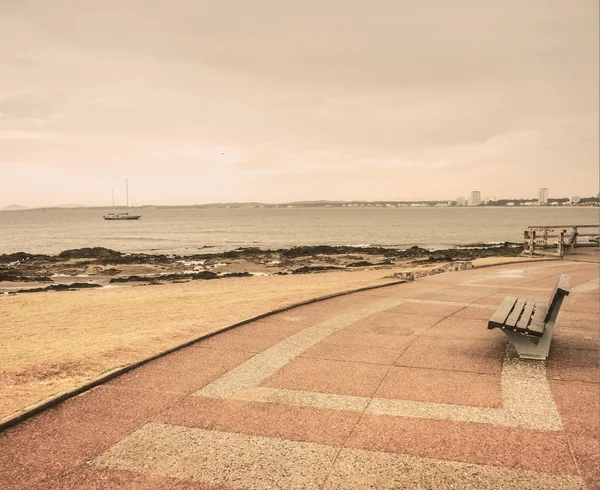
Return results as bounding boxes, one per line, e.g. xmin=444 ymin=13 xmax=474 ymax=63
xmin=0 ymin=0 xmax=598 ymax=207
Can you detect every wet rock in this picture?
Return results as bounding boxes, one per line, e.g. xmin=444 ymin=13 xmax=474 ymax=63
xmin=0 ymin=252 xmax=52 ymax=263
xmin=221 ymin=272 xmax=252 ymax=278
xmin=109 ymin=270 xmax=219 ymax=284
xmin=291 ymin=266 xmax=344 ymax=274
xmin=346 ymin=261 xmax=374 ymax=267
xmin=58 ymin=247 xmax=123 ymax=260
xmin=0 ymin=271 xmax=53 ymax=282
xmin=16 ymin=282 xmax=101 ymax=293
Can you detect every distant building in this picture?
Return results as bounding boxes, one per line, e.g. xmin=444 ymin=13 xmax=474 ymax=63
xmin=456 ymin=196 xmax=467 ymax=206
xmin=467 ymin=191 xmax=482 ymax=206
xmin=538 ymin=188 xmax=548 ymax=206
xmin=571 ymin=196 xmax=580 ymax=205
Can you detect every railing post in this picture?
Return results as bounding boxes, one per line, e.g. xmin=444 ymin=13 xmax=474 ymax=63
xmin=557 ymin=231 xmax=565 ymax=257
xmin=571 ymin=226 xmax=578 ymax=251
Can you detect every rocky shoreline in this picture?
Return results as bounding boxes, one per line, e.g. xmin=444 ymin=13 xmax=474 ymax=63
xmin=0 ymin=243 xmax=523 ymax=294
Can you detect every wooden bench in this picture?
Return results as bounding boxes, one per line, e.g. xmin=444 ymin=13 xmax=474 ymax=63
xmin=487 ymin=274 xmax=570 ymax=360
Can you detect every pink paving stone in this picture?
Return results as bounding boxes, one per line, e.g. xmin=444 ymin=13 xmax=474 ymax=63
xmin=156 ymin=396 xmax=362 ymax=446
xmin=565 ymin=434 xmax=600 ymax=490
xmin=261 ymin=357 xmax=390 ymax=397
xmin=345 ymin=414 xmax=578 ymax=476
xmin=395 ymin=336 xmax=506 ymax=374
xmin=550 ymin=380 xmax=599 ymax=435
xmin=419 ymin=293 xmax=486 ymax=304
xmin=473 ymin=296 xmax=505 ymax=306
xmin=392 ymin=302 xmax=466 ymax=317
xmin=31 ymin=467 xmax=225 ymax=490
xmin=318 ymin=329 xmax=415 ymax=352
xmin=557 ymin=310 xmax=600 ymax=332
xmin=553 ymin=329 xmax=599 ymax=351
xmin=194 ymin=330 xmax=283 ymax=353
xmin=0 ymin=387 xmax=183 ymax=490
xmin=423 ymin=317 xmax=499 ymax=340
xmin=108 ymin=347 xmax=255 ymax=394
xmin=349 ymin=312 xmax=444 ymax=336
xmin=300 ymin=341 xmax=402 ymax=365
xmin=450 ymin=306 xmax=498 ymax=321
xmin=375 ymin=366 xmax=502 ymax=408
xmin=547 ymin=347 xmax=599 ymax=383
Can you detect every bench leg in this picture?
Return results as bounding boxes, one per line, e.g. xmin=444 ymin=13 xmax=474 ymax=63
xmin=501 ymin=319 xmax=557 ymax=360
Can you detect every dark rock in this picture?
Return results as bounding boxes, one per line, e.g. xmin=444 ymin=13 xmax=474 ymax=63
xmin=58 ymin=247 xmax=123 ymax=260
xmin=220 ymin=272 xmax=252 ymax=278
xmin=0 ymin=252 xmax=52 ymax=263
xmin=16 ymin=282 xmax=101 ymax=293
xmin=0 ymin=272 xmax=53 ymax=282
xmin=291 ymin=266 xmax=344 ymax=274
xmin=109 ymin=270 xmax=219 ymax=284
xmin=346 ymin=261 xmax=374 ymax=267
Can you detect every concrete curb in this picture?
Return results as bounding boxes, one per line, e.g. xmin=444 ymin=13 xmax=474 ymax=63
xmin=0 ymin=278 xmax=407 ymax=433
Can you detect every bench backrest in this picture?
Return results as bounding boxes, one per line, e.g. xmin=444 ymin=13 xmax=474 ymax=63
xmin=544 ymin=274 xmax=570 ymax=322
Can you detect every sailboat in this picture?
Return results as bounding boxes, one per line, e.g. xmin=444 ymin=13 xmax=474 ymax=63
xmin=103 ymin=179 xmax=142 ymax=220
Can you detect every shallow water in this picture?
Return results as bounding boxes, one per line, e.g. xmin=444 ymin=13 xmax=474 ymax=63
xmin=0 ymin=206 xmax=597 ymax=255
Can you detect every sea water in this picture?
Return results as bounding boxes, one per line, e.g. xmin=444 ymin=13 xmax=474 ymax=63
xmin=0 ymin=206 xmax=597 ymax=255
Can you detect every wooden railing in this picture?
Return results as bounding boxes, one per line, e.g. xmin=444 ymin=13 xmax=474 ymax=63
xmin=523 ymin=224 xmax=599 ymax=257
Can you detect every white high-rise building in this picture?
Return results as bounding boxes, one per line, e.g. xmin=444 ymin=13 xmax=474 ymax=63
xmin=467 ymin=191 xmax=481 ymax=206
xmin=538 ymin=188 xmax=548 ymax=205
xmin=456 ymin=196 xmax=467 ymax=206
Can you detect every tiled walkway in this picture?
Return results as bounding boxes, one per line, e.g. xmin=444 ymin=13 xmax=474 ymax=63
xmin=1 ymin=260 xmax=598 ymax=489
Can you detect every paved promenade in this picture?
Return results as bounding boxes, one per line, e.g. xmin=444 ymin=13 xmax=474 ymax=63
xmin=1 ymin=260 xmax=598 ymax=489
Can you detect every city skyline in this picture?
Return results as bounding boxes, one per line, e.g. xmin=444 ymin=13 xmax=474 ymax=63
xmin=1 ymin=1 xmax=598 ymax=207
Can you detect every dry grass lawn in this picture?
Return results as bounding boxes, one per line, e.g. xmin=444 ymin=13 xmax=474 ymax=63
xmin=0 ymin=268 xmax=405 ymax=419
xmin=0 ymin=256 xmax=543 ymax=420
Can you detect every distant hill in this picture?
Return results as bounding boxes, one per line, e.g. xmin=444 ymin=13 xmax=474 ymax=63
xmin=2 ymin=204 xmax=27 ymax=211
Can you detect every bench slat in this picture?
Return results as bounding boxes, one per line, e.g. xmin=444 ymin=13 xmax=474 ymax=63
xmin=505 ymin=299 xmax=526 ymax=327
xmin=545 ymin=274 xmax=570 ymax=322
xmin=528 ymin=303 xmax=548 ymax=337
xmin=488 ymin=296 xmax=517 ymax=329
xmin=515 ymin=300 xmax=536 ymax=333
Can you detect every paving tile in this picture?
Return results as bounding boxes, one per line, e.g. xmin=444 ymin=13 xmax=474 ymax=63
xmin=550 ymin=380 xmax=599 ymax=435
xmin=345 ymin=414 xmax=578 ymax=475
xmin=553 ymin=329 xmax=599 ymax=351
xmin=547 ymin=347 xmax=599 ymax=383
xmin=93 ymin=423 xmax=339 ymax=489
xmin=566 ymin=434 xmax=599 ymax=490
xmin=393 ymin=302 xmax=466 ymax=317
xmin=32 ymin=466 xmax=222 ymax=490
xmin=194 ymin=330 xmax=282 ymax=353
xmin=396 ymin=336 xmax=506 ymax=374
xmin=423 ymin=317 xmax=498 ymax=340
xmin=227 ymin=314 xmax=319 ymax=337
xmin=473 ymin=296 xmax=505 ymax=307
xmin=156 ymin=395 xmax=362 ymax=446
xmin=108 ymin=347 xmax=255 ymax=394
xmin=261 ymin=357 xmax=390 ymax=397
xmin=450 ymin=306 xmax=498 ymax=320
xmin=375 ymin=366 xmax=502 ymax=408
xmin=319 ymin=329 xmax=414 ymax=351
xmin=325 ymin=447 xmax=586 ymax=490
xmin=300 ymin=341 xmax=401 ymax=365
xmin=349 ymin=312 xmax=444 ymax=336
xmin=556 ymin=310 xmax=600 ymax=332
xmin=0 ymin=387 xmax=183 ymax=490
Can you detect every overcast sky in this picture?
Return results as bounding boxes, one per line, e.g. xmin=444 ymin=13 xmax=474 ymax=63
xmin=0 ymin=0 xmax=598 ymax=207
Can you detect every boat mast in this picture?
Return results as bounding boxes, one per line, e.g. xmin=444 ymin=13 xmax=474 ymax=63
xmin=112 ymin=190 xmax=115 ymax=212
xmin=126 ymin=179 xmax=129 ymax=208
